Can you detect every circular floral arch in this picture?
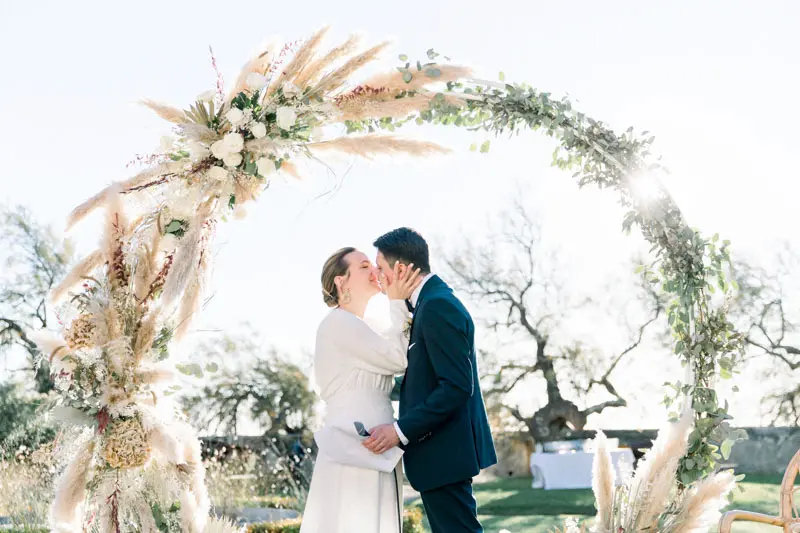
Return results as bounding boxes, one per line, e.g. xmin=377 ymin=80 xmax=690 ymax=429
xmin=39 ymin=28 xmax=744 ymax=532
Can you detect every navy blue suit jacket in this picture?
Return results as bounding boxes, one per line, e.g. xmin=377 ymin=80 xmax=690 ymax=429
xmin=397 ymin=275 xmax=497 ymax=492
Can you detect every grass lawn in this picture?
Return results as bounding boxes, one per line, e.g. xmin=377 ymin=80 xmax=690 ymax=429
xmin=406 ymin=474 xmax=786 ymax=533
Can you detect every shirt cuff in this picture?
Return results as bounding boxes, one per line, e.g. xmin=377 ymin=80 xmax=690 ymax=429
xmin=393 ymin=421 xmax=409 ymax=445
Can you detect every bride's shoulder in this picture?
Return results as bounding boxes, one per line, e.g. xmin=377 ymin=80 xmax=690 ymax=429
xmin=316 ymin=308 xmax=347 ymax=334
xmin=315 ymin=309 xmax=356 ymax=350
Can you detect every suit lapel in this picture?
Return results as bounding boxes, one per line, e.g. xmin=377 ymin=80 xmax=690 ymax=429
xmin=402 ymin=276 xmax=448 ymax=396
xmin=408 ymin=275 xmax=446 ymax=341
xmin=416 ymin=275 xmax=445 ymax=307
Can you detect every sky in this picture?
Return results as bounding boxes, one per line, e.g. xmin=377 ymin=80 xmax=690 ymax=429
xmin=1 ymin=0 xmax=798 ymax=432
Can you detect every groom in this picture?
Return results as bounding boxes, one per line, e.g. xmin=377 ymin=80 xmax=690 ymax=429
xmin=364 ymin=227 xmax=497 ymax=533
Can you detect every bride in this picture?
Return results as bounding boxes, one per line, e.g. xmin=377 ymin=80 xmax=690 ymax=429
xmin=299 ymin=247 xmax=421 ymax=533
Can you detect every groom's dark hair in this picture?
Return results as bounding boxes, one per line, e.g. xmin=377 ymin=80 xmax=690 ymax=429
xmin=374 ymin=227 xmax=431 ymax=273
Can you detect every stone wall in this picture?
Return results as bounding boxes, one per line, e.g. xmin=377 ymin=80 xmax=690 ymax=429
xmin=486 ymin=427 xmax=800 ymax=478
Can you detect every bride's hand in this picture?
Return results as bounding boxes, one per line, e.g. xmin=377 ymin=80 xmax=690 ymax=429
xmin=383 ymin=262 xmax=422 ymax=301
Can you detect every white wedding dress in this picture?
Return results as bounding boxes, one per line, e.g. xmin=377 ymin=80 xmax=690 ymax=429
xmin=300 ymin=301 xmax=410 ymax=533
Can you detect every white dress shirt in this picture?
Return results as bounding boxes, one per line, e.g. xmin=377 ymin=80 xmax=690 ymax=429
xmin=393 ymin=272 xmax=435 ymax=445
xmin=410 ymin=272 xmax=435 ymax=308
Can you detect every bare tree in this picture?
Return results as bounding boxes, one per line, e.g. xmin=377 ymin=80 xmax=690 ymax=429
xmin=441 ymin=200 xmax=665 ymax=442
xmin=730 ymin=244 xmax=800 ymax=425
xmin=0 ymin=206 xmax=71 ymax=393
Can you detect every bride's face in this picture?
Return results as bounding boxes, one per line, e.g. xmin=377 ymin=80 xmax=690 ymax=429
xmin=339 ymin=251 xmax=381 ymax=300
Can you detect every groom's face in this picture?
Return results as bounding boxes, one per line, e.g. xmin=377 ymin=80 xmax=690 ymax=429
xmin=375 ymin=252 xmax=394 ymax=285
xmin=376 ymin=251 xmax=405 ymax=289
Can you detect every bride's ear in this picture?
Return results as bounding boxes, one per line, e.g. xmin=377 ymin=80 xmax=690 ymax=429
xmin=334 ymin=276 xmax=344 ymax=292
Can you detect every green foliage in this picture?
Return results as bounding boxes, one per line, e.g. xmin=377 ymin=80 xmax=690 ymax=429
xmin=0 ymin=446 xmax=56 ymax=529
xmin=245 ymin=509 xmax=424 ymax=533
xmin=164 ymin=218 xmax=188 ymax=238
xmin=231 ymin=90 xmax=262 ymax=112
xmin=247 ymin=519 xmax=303 ymax=533
xmin=176 ymin=362 xmax=204 ymax=378
xmin=152 ymin=326 xmax=173 ymax=361
xmin=402 ymin=507 xmax=426 ymax=533
xmin=204 ymin=441 xmax=311 ymax=517
xmin=182 ymin=335 xmax=316 ymax=437
xmin=234 ymin=495 xmax=300 ymax=509
xmin=168 ymin=150 xmax=190 ymax=161
xmin=0 ymin=382 xmax=38 ymax=443
xmin=0 ymin=382 xmax=55 ymax=459
xmin=0 ymin=413 xmax=56 ymax=462
xmin=0 ymin=205 xmax=71 ymax=394
xmin=150 ymin=501 xmax=182 ymax=533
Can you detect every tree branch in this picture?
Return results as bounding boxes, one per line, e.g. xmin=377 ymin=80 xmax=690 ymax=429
xmin=582 ymin=397 xmax=627 ymax=417
xmin=745 ymin=336 xmax=800 ymax=370
xmin=744 ymin=298 xmax=800 ymax=370
xmin=0 ymin=317 xmax=39 ymax=354
xmin=484 ymin=362 xmax=541 ymax=397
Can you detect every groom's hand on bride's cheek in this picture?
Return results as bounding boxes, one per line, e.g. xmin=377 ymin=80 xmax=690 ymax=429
xmin=362 ymin=423 xmax=399 ymax=454
xmin=379 ymin=272 xmax=389 ymax=294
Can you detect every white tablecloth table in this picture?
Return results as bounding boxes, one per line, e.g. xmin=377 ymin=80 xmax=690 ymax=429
xmin=529 ymin=449 xmax=635 ymax=490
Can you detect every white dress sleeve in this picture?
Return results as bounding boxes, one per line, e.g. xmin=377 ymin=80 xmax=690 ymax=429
xmin=326 ymin=300 xmax=410 ymax=375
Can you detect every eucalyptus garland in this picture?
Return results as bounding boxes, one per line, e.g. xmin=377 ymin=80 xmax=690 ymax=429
xmin=350 ymin=50 xmax=748 ymax=484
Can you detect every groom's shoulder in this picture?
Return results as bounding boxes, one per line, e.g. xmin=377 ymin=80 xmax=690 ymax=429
xmin=421 ymin=291 xmax=470 ymax=318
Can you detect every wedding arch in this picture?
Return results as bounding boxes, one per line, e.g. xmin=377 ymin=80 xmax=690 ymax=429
xmin=36 ymin=27 xmax=746 ymax=532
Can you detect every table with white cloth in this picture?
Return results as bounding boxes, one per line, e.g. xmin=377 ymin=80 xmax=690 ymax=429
xmin=529 ymin=449 xmax=635 ymax=490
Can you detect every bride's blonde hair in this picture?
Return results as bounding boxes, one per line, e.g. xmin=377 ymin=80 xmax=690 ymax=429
xmin=321 ymin=247 xmax=356 ymax=307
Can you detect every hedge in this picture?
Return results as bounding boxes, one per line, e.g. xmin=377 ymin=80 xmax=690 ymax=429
xmin=246 ymin=507 xmax=425 ymax=533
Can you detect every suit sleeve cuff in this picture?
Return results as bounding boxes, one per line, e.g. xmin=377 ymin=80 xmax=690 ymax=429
xmin=394 ymin=421 xmax=409 ymax=445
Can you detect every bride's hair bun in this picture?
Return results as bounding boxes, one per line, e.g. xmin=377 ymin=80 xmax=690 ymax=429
xmin=322 ymin=289 xmax=338 ymax=307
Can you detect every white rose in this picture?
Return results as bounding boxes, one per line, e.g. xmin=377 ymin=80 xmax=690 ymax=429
xmin=251 ymin=122 xmax=267 ymax=139
xmin=223 ymin=152 xmax=243 ymax=168
xmin=210 ymin=139 xmax=229 ymax=160
xmin=241 ymin=108 xmax=254 ymax=126
xmin=282 ymin=82 xmax=301 ymax=98
xmin=311 ymin=126 xmax=324 ymax=142
xmin=246 ymin=72 xmax=268 ymax=90
xmin=207 ymin=166 xmax=229 ymax=181
xmin=197 ymin=90 xmax=215 ymax=103
xmin=256 ymin=157 xmax=275 ymax=177
xmin=276 ymin=107 xmax=298 ymax=130
xmin=225 ymin=108 xmax=245 ymax=128
xmin=222 ymin=132 xmax=244 ymax=153
xmin=186 ymin=142 xmax=209 ymax=162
